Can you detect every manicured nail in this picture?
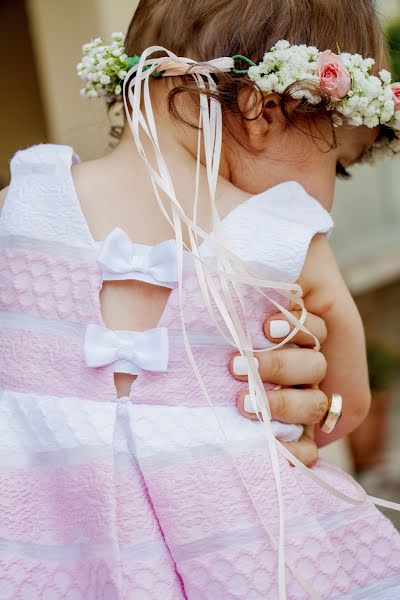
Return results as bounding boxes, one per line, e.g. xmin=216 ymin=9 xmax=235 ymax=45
xmin=232 ymin=356 xmax=259 ymax=376
xmin=243 ymin=394 xmax=260 ymax=415
xmin=270 ymin=320 xmax=291 ymax=339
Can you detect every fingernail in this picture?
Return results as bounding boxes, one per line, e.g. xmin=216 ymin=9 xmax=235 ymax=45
xmin=232 ymin=356 xmax=259 ymax=376
xmin=243 ymin=394 xmax=259 ymax=414
xmin=270 ymin=320 xmax=291 ymax=339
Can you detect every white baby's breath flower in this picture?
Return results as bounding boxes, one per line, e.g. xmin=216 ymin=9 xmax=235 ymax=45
xmin=118 ymin=70 xmax=127 ymax=79
xmin=275 ymin=40 xmax=291 ymax=50
xmin=379 ymin=69 xmax=392 ymax=85
xmin=365 ymin=115 xmax=380 ymax=128
xmin=348 ymin=115 xmax=363 ymax=127
xmin=115 ymin=84 xmax=122 ymax=95
xmin=363 ymin=58 xmax=375 ymax=71
xmin=99 ymin=74 xmax=111 ymax=84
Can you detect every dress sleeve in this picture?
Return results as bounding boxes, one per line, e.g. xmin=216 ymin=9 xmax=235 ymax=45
xmin=201 ymin=180 xmax=334 ymax=283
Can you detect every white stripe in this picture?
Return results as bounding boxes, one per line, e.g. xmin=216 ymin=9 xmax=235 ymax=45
xmin=128 ymin=404 xmax=302 ymax=460
xmin=0 ymin=309 xmax=85 ymax=337
xmin=1 ymin=308 xmax=261 ymax=348
xmin=0 ymin=535 xmax=170 ymax=563
xmin=0 ymin=388 xmax=301 ymax=461
xmin=0 ymin=387 xmax=116 ymax=454
xmin=0 ymin=233 xmax=98 ymax=262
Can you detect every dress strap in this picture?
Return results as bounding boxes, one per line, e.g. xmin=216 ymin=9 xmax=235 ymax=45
xmin=96 ymin=227 xmax=181 ymax=288
xmin=0 ymin=144 xmax=93 ymax=248
xmin=84 ymin=323 xmax=169 ymax=375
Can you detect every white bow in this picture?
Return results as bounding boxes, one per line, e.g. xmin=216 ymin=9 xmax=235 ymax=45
xmin=84 ymin=323 xmax=169 ymax=375
xmin=97 ymin=227 xmax=179 ymax=287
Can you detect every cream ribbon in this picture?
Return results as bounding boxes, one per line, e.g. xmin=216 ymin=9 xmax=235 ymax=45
xmin=123 ymin=47 xmax=400 ymax=599
xmin=153 ymin=55 xmax=235 ymax=77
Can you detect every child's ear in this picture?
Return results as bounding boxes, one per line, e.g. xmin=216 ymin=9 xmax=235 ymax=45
xmin=238 ymin=89 xmax=282 ymax=150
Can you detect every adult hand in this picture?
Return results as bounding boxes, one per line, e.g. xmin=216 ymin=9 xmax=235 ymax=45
xmin=229 ymin=311 xmax=328 ymax=467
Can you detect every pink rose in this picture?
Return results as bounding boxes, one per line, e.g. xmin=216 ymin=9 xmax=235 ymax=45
xmin=316 ymin=50 xmax=352 ymax=101
xmin=392 ymin=83 xmax=400 ymax=111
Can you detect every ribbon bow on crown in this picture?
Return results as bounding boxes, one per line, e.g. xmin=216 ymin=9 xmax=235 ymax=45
xmin=97 ymin=228 xmax=179 ymax=288
xmin=84 ymin=324 xmax=169 ymax=375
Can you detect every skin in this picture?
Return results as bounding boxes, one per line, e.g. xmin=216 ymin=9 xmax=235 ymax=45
xmin=0 ymin=80 xmax=378 ymax=467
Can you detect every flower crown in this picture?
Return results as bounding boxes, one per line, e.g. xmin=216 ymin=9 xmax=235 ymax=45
xmin=77 ymin=34 xmax=400 ymax=164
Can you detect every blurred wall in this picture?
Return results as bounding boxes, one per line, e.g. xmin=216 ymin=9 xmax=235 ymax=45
xmin=376 ymin=0 xmax=400 ymax=18
xmin=25 ymin=0 xmax=139 ymax=159
xmin=0 ymin=0 xmax=47 ymax=187
xmin=331 ymin=161 xmax=400 ymax=294
xmin=330 ymin=0 xmax=400 ymax=293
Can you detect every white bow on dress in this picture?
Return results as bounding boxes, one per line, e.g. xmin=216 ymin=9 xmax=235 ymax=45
xmin=84 ymin=323 xmax=169 ymax=375
xmin=96 ymin=227 xmax=179 ymax=287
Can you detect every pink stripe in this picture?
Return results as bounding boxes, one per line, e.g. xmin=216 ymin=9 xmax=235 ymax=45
xmin=0 ymin=327 xmax=115 ymax=401
xmin=140 ymin=451 xmax=380 ymax=547
xmin=0 ymin=553 xmax=185 ymax=599
xmin=131 ymin=344 xmax=275 ymax=406
xmin=160 ymin=271 xmax=286 ymax=341
xmin=153 ymin=480 xmax=400 ymax=599
xmin=115 ymin=465 xmax=166 ymax=547
xmin=287 ymin=512 xmax=400 ymax=596
xmin=190 ymin=524 xmax=395 ymax=600
xmin=0 ymin=460 xmax=163 ymax=547
xmin=140 ymin=451 xmax=300 ymax=546
xmin=0 ymin=459 xmax=115 ymax=545
xmin=0 ymin=248 xmax=103 ymax=324
xmin=139 ymin=447 xmax=400 ymax=597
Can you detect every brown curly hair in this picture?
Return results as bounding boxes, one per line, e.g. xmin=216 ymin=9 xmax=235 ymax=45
xmin=122 ymin=0 xmax=388 ymax=151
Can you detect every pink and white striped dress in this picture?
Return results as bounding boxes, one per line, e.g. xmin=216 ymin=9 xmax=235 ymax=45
xmin=1 ymin=144 xmax=400 ymax=599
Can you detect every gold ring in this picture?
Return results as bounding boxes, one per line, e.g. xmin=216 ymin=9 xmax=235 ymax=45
xmin=320 ymin=393 xmax=343 ymax=434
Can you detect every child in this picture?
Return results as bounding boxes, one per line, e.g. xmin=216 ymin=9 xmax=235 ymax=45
xmin=1 ymin=0 xmax=400 ymax=598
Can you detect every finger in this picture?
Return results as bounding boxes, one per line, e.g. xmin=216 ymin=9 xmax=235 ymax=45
xmin=229 ymin=348 xmax=327 ymax=386
xmin=264 ymin=310 xmax=328 ymax=347
xmin=280 ymin=427 xmax=319 ymax=468
xmin=237 ymin=388 xmax=328 ymax=424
